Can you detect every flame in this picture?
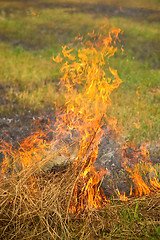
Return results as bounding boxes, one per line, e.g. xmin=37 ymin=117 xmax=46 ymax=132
xmin=0 ymin=26 xmax=122 ymax=213
xmin=117 ymin=190 xmax=128 ymax=201
xmin=52 ymin=27 xmax=122 ymax=212
xmin=136 ymin=86 xmax=140 ymax=96
xmin=32 ymin=11 xmax=40 ymax=17
xmin=1 ymin=25 xmax=159 ymax=213
xmin=121 ymin=143 xmax=160 ymax=197
xmin=0 ymin=126 xmax=52 ymax=176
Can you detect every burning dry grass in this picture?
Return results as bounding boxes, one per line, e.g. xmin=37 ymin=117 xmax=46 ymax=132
xmin=0 ymin=18 xmax=160 ymax=238
xmin=0 ymin=120 xmax=159 ymax=239
xmin=0 ymin=163 xmax=159 ymax=239
xmin=0 ymin=155 xmax=104 ymax=239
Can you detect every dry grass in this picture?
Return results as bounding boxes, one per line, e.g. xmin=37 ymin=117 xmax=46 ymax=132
xmin=0 ymin=156 xmax=160 ymax=239
xmin=0 ymin=161 xmax=76 ymax=239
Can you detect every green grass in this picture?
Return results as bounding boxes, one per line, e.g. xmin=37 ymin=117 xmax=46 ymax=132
xmin=0 ymin=42 xmax=60 ymax=114
xmin=0 ymin=0 xmax=159 ymax=145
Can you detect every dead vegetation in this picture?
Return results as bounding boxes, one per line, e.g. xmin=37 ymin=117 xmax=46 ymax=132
xmin=0 ymin=160 xmax=159 ymax=239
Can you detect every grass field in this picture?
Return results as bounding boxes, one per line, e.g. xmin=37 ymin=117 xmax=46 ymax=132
xmin=0 ymin=0 xmax=160 ymax=239
xmin=0 ymin=0 xmax=160 ymax=145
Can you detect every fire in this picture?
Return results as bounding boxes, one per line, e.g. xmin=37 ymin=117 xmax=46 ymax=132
xmin=52 ymin=27 xmax=122 ymax=212
xmin=115 ymin=188 xmax=128 ymax=200
xmin=32 ymin=11 xmax=40 ymax=17
xmin=121 ymin=143 xmax=160 ymax=197
xmin=1 ymin=130 xmax=50 ymax=174
xmin=0 ymin=26 xmax=159 ymax=214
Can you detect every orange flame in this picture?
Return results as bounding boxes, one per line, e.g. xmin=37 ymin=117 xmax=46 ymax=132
xmin=1 ymin=130 xmax=50 ymax=175
xmin=52 ymin=27 xmax=122 ymax=212
xmin=32 ymin=11 xmax=40 ymax=17
xmin=0 ymin=27 xmax=122 ymax=213
xmin=121 ymin=143 xmax=160 ymax=197
xmin=1 ymin=25 xmax=159 ymax=213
